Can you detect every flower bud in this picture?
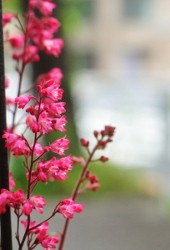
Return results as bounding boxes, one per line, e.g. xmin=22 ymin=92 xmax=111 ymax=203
xmin=80 ymin=138 xmax=89 ymax=147
xmin=93 ymin=130 xmax=99 ymax=138
xmin=99 ymin=156 xmax=109 ymax=162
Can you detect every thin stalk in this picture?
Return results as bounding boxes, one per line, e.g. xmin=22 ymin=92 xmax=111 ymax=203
xmin=58 ymin=144 xmax=99 ymax=250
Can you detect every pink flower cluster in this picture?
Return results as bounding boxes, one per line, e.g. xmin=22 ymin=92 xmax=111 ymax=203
xmin=3 ymin=69 xmax=73 ymax=184
xmin=58 ymin=198 xmax=83 ymax=219
xmin=0 ymin=189 xmax=46 ymax=215
xmin=4 ymin=0 xmax=63 ymax=64
xmin=22 ymin=220 xmax=59 ymax=249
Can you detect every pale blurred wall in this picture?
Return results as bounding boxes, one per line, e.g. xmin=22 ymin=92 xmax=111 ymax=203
xmin=69 ymin=0 xmax=170 ymax=73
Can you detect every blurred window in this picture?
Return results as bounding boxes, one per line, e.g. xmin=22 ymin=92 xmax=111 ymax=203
xmin=123 ymin=0 xmax=151 ymax=20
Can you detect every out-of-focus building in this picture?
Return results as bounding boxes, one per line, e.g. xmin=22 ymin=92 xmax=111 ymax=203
xmin=69 ymin=0 xmax=170 ymax=74
xmin=66 ymin=0 xmax=170 ymax=173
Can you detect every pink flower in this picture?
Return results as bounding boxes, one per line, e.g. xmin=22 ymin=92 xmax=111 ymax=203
xmin=9 ymin=189 xmax=25 ymax=207
xmin=52 ymin=116 xmax=67 ymax=132
xmin=2 ymin=131 xmax=18 ymax=147
xmin=43 ymin=98 xmax=66 ymax=116
xmin=36 ymin=156 xmax=72 ymax=182
xmin=15 ymin=95 xmax=33 ymax=109
xmin=32 ymin=142 xmax=44 ymax=156
xmin=8 ymin=34 xmax=24 ymax=48
xmin=58 ymin=198 xmax=83 ymax=219
xmin=0 ymin=189 xmax=11 ymax=214
xmin=11 ymin=138 xmax=29 ymax=156
xmin=22 ymin=201 xmax=32 ymax=215
xmin=38 ymin=171 xmax=47 ymax=182
xmin=37 ymin=112 xmax=53 ymax=134
xmin=2 ymin=131 xmax=29 ymax=156
xmin=26 ymin=114 xmax=39 ymax=133
xmin=22 ymin=220 xmax=59 ymax=248
xmin=9 ymin=172 xmax=16 ymax=190
xmin=41 ymin=16 xmax=60 ymax=33
xmin=22 ymin=196 xmax=46 ymax=215
xmin=40 ymin=235 xmax=59 ymax=249
xmin=13 ymin=45 xmax=39 ymax=63
xmin=43 ymin=38 xmax=64 ymax=57
xmin=36 ymin=222 xmax=59 ymax=248
xmin=3 ymin=13 xmax=14 ymax=26
xmin=49 ymin=102 xmax=66 ymax=116
xmin=39 ymin=1 xmax=56 ymax=16
xmin=30 ymin=196 xmax=46 ymax=213
xmin=29 ymin=0 xmax=56 ymax=16
xmin=37 ymin=79 xmax=63 ymax=101
xmin=36 ymin=68 xmax=63 ymax=84
xmin=45 ymin=137 xmax=69 ymax=155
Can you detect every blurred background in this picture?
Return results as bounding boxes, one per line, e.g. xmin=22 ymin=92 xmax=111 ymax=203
xmin=3 ymin=0 xmax=170 ymax=249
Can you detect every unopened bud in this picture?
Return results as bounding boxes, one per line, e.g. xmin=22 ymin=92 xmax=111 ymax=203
xmin=93 ymin=130 xmax=99 ymax=138
xmin=98 ymin=140 xmax=107 ymax=149
xmin=99 ymin=156 xmax=109 ymax=162
xmin=80 ymin=138 xmax=89 ymax=147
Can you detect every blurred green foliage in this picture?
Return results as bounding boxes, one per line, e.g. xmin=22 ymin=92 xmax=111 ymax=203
xmin=59 ymin=0 xmax=93 ymax=33
xmin=3 ymin=0 xmax=21 ymax=12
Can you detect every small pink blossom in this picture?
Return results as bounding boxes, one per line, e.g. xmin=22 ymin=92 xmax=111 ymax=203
xmin=32 ymin=142 xmax=44 ymax=156
xmin=43 ymin=99 xmax=66 ymax=116
xmin=58 ymin=198 xmax=83 ymax=219
xmin=52 ymin=116 xmax=67 ymax=132
xmin=15 ymin=95 xmax=33 ymax=109
xmin=9 ymin=189 xmax=25 ymax=207
xmin=22 ymin=201 xmax=32 ymax=215
xmin=9 ymin=172 xmax=16 ymax=190
xmin=8 ymin=34 xmax=24 ymax=48
xmin=36 ymin=68 xmax=63 ymax=84
xmin=26 ymin=114 xmax=39 ymax=133
xmin=43 ymin=38 xmax=63 ymax=57
xmin=36 ymin=156 xmax=72 ymax=182
xmin=40 ymin=235 xmax=59 ymax=249
xmin=13 ymin=45 xmax=39 ymax=63
xmin=42 ymin=16 xmax=60 ymax=33
xmin=38 ymin=112 xmax=53 ymax=134
xmin=22 ymin=196 xmax=46 ymax=215
xmin=0 ymin=189 xmax=11 ymax=214
xmin=3 ymin=13 xmax=14 ymax=27
xmin=36 ymin=222 xmax=59 ymax=248
xmin=45 ymin=137 xmax=69 ymax=155
xmin=29 ymin=0 xmax=56 ymax=15
xmin=37 ymin=79 xmax=63 ymax=101
xmin=2 ymin=132 xmax=29 ymax=156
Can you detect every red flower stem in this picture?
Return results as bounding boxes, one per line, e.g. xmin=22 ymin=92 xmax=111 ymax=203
xmin=18 ymin=97 xmax=43 ymax=249
xmin=11 ymin=62 xmax=26 ymax=131
xmin=11 ymin=15 xmax=29 ymax=131
xmin=58 ymin=143 xmax=99 ymax=250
